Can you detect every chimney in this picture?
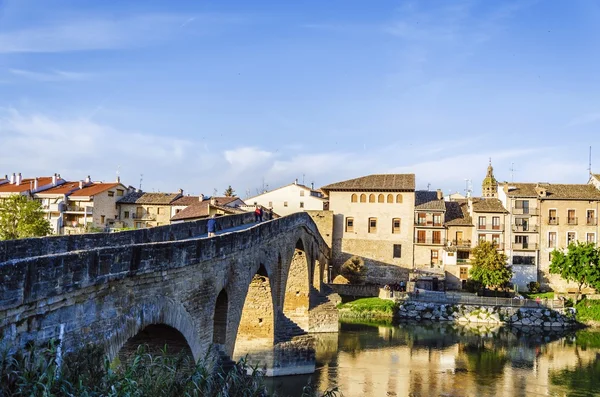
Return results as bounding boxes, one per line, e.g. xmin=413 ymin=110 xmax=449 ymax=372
xmin=52 ymin=174 xmax=57 ymax=186
xmin=34 ymin=178 xmax=39 ymax=191
xmin=467 ymin=196 xmax=474 ymax=216
xmin=16 ymin=173 xmax=22 ymax=185
xmin=79 ymin=180 xmax=84 ymax=189
xmin=85 ymin=175 xmax=91 ymax=184
xmin=116 ymin=176 xmax=121 ymax=183
xmin=10 ymin=173 xmax=15 ymax=184
xmin=294 ymin=179 xmax=298 ymax=185
xmin=311 ymin=182 xmax=314 ymax=190
xmin=210 ymin=197 xmax=217 ymax=205
xmin=178 ymin=188 xmax=183 ymax=195
xmin=436 ymin=189 xmax=443 ymax=200
xmin=199 ymin=193 xmax=205 ymax=201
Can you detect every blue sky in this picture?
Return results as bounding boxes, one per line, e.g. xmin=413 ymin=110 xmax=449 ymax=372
xmin=1 ymin=0 xmax=599 ymax=198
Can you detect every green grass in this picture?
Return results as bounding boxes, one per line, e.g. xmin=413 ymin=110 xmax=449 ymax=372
xmin=337 ymin=297 xmax=397 ymax=314
xmin=575 ymin=299 xmax=600 ymax=323
xmin=522 ymin=291 xmax=555 ymax=299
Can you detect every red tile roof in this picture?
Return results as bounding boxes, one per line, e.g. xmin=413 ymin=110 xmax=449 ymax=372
xmin=171 ymin=196 xmax=201 ymax=206
xmin=69 ymin=183 xmax=121 ymax=197
xmin=36 ymin=181 xmax=83 ymax=196
xmin=171 ymin=197 xmax=243 ymax=221
xmin=0 ymin=177 xmax=54 ymax=193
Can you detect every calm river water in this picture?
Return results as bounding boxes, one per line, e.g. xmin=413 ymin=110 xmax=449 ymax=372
xmin=266 ymin=321 xmax=600 ymax=397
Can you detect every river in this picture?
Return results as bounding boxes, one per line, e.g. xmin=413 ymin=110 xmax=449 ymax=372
xmin=266 ymin=321 xmax=600 ymax=397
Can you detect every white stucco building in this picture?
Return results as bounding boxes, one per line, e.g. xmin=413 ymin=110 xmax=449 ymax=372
xmin=245 ymin=181 xmax=327 ymax=217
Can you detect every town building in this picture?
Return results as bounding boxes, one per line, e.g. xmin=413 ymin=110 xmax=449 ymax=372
xmin=413 ymin=190 xmax=447 ymax=271
xmin=443 ymin=199 xmax=474 ymax=289
xmin=0 ymin=173 xmax=66 ymax=200
xmin=34 ymin=180 xmax=90 ymax=234
xmin=117 ymin=190 xmax=183 ymax=229
xmin=245 ymin=180 xmax=327 ymax=217
xmin=63 ymin=181 xmax=127 ymax=234
xmin=321 ymin=174 xmax=416 ymax=284
xmin=170 ymin=195 xmax=202 ymax=219
xmin=170 ymin=196 xmax=246 ymax=223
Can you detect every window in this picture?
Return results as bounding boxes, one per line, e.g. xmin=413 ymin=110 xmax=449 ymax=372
xmin=299 ymin=202 xmax=304 ymax=208
xmin=300 ymin=190 xmax=305 ymax=196
xmin=433 ymin=214 xmax=441 ymax=226
xmin=515 ymin=199 xmax=529 ymax=214
xmin=368 ymin=217 xmax=377 ymax=233
xmin=108 ymin=191 xmax=115 ymax=197
xmin=548 ymin=209 xmax=558 ymax=225
xmin=459 ymin=267 xmax=468 ymax=280
xmin=515 ymin=235 xmax=529 ymax=246
xmin=431 ymin=250 xmax=439 ymax=260
xmin=157 ymin=207 xmax=163 ymax=215
xmin=360 ymin=194 xmax=366 ymax=203
xmin=117 ymin=189 xmax=124 ymax=196
xmin=268 ymin=201 xmax=273 ymax=207
xmin=417 ymin=230 xmax=426 ymax=243
xmin=100 ymin=215 xmax=105 ymax=224
xmin=396 ymin=194 xmax=403 ymax=203
xmin=135 ymin=222 xmax=142 ymax=228
xmin=587 ymin=210 xmax=596 ymax=225
xmin=567 ymin=232 xmax=576 ymax=244
xmin=124 ymin=211 xmax=130 ymax=219
xmin=492 ymin=217 xmax=500 ymax=229
xmin=548 ymin=232 xmax=557 ymax=248
xmin=369 ymin=194 xmax=375 ymax=203
xmin=457 ymin=251 xmax=469 ymax=260
xmin=515 ymin=217 xmax=529 ymax=231
xmin=176 ymin=209 xmax=181 ymax=214
xmin=587 ymin=233 xmax=595 ymax=243
xmin=417 ymin=213 xmax=426 ymax=225
xmin=478 ymin=216 xmax=486 ymax=229
xmin=387 ymin=194 xmax=393 ymax=203
xmin=513 ymin=255 xmax=535 ymax=265
xmin=567 ymin=209 xmax=577 ymax=225
xmin=148 ymin=207 xmax=154 ymax=214
xmin=492 ymin=234 xmax=500 ymax=246
xmin=378 ymin=194 xmax=384 ymax=203
xmin=478 ymin=234 xmax=486 ymax=243
xmin=392 ymin=218 xmax=401 ymax=234
xmin=345 ymin=217 xmax=354 ymax=232
xmin=393 ymin=244 xmax=402 ymax=258
xmin=284 ymin=201 xmax=288 ymax=207
xmin=351 ymin=194 xmax=357 ymax=203
xmin=432 ymin=231 xmax=441 ymax=244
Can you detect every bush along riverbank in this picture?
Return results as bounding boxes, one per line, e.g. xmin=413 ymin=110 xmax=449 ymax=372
xmin=575 ymin=299 xmax=600 ymax=326
xmin=0 ymin=341 xmax=339 ymax=397
xmin=337 ymin=297 xmax=397 ymax=322
xmin=397 ymin=301 xmax=579 ymax=328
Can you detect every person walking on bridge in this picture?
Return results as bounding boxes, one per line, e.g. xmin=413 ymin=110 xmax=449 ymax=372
xmin=207 ymin=215 xmax=217 ymax=237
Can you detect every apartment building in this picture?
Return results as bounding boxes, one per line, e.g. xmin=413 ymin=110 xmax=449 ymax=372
xmin=0 ymin=173 xmax=65 ymax=200
xmin=170 ymin=196 xmax=246 ymax=223
xmin=117 ymin=190 xmax=183 ymax=228
xmin=443 ymin=199 xmax=474 ymax=289
xmin=321 ymin=174 xmax=416 ymax=284
xmin=34 ymin=180 xmax=88 ymax=233
xmin=413 ymin=190 xmax=447 ymax=270
xmin=63 ymin=182 xmax=127 ymax=233
xmin=246 ymin=180 xmax=327 ymax=217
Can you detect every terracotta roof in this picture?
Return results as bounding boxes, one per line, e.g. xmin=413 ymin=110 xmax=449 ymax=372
xmin=36 ymin=181 xmax=83 ymax=196
xmin=118 ymin=191 xmax=181 ymax=205
xmin=415 ymin=191 xmax=445 ymax=210
xmin=592 ymin=174 xmax=600 ymax=180
xmin=321 ymin=174 xmax=415 ymax=192
xmin=472 ymin=198 xmax=508 ymax=213
xmin=444 ymin=200 xmax=473 ymax=226
xmin=0 ymin=177 xmax=54 ymax=193
xmin=541 ymin=184 xmax=600 ymax=200
xmin=504 ymin=183 xmax=539 ymax=197
xmin=171 ymin=197 xmax=244 ymax=221
xmin=70 ymin=183 xmax=121 ymax=197
xmin=171 ymin=196 xmax=201 ymax=206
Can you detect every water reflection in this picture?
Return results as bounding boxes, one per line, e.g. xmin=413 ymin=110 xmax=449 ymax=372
xmin=266 ymin=322 xmax=600 ymax=397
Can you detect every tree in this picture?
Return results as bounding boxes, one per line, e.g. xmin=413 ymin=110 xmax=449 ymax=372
xmin=469 ymin=240 xmax=512 ymax=289
xmin=340 ymin=256 xmax=367 ymax=284
xmin=223 ymin=185 xmax=235 ymax=197
xmin=0 ymin=195 xmax=52 ymax=240
xmin=550 ymin=241 xmax=600 ymax=302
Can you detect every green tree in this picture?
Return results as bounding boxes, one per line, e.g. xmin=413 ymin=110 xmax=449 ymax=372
xmin=0 ymin=195 xmax=52 ymax=240
xmin=550 ymin=241 xmax=600 ymax=302
xmin=469 ymin=240 xmax=512 ymax=289
xmin=223 ymin=185 xmax=235 ymax=197
xmin=340 ymin=256 xmax=367 ymax=284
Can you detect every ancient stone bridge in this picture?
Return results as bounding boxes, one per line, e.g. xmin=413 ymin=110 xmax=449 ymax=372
xmin=0 ymin=212 xmax=338 ymax=376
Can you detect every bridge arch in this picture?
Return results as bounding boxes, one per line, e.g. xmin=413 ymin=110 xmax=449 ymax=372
xmin=107 ymin=299 xmax=201 ymax=363
xmin=117 ymin=324 xmax=194 ymax=365
xmin=213 ymin=289 xmax=228 ymax=346
xmin=282 ymin=238 xmax=311 ymax=332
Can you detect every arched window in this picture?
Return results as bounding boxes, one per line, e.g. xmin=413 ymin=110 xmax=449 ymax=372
xmin=396 ymin=194 xmax=403 ymax=203
xmin=378 ymin=194 xmax=384 ymax=203
xmin=387 ymin=194 xmax=393 ymax=203
xmin=351 ymin=193 xmax=357 ymax=203
xmin=369 ymin=194 xmax=375 ymax=203
xmin=360 ymin=194 xmax=367 ymax=203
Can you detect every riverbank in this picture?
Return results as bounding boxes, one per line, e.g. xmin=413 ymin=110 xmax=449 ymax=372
xmin=576 ymin=299 xmax=600 ymax=326
xmin=337 ymin=297 xmax=396 ymax=322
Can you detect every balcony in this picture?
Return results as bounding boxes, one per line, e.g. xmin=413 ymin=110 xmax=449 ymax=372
xmin=414 ymin=238 xmax=445 ymax=245
xmin=414 ymin=221 xmax=443 ymax=227
xmin=64 ymin=205 xmax=93 ymax=214
xmin=512 ymin=207 xmax=539 ymax=216
xmin=512 ymin=242 xmax=538 ymax=250
xmin=547 ymin=217 xmax=559 ymax=225
xmin=477 ymin=224 xmax=504 ymax=231
xmin=567 ymin=217 xmax=578 ymax=226
xmin=457 ymin=258 xmax=470 ymax=264
xmin=587 ymin=217 xmax=598 ymax=226
xmin=512 ymin=224 xmax=539 ymax=233
xmin=132 ymin=213 xmax=157 ymax=221
xmin=42 ymin=203 xmax=64 ymax=212
xmin=449 ymin=239 xmax=472 ymax=248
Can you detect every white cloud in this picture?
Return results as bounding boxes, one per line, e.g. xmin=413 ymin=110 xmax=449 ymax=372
xmin=224 ymin=147 xmax=274 ymax=169
xmin=567 ymin=112 xmax=600 ymax=127
xmin=9 ymin=69 xmax=90 ymax=82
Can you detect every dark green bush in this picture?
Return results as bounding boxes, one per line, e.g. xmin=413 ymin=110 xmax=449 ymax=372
xmin=528 ymin=281 xmax=541 ymax=294
xmin=465 ymin=279 xmax=482 ymax=293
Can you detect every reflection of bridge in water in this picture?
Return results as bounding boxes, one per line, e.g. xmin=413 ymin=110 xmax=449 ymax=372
xmin=0 ymin=212 xmax=340 ymax=376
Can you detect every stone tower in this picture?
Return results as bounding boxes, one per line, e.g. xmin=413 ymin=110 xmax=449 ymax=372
xmin=482 ymin=159 xmax=498 ymax=198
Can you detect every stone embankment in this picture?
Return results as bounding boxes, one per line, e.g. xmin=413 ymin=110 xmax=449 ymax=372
xmin=398 ymin=301 xmax=578 ymax=328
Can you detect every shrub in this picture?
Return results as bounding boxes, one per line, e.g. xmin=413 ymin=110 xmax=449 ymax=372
xmin=340 ymin=256 xmax=366 ymax=284
xmin=465 ymin=279 xmax=482 ymax=293
xmin=528 ymin=281 xmax=541 ymax=294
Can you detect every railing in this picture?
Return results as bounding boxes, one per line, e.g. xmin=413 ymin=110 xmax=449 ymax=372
xmin=512 ymin=242 xmax=538 ymax=250
xmin=567 ymin=217 xmax=578 ymax=225
xmin=547 ymin=217 xmax=559 ymax=225
xmin=65 ymin=206 xmax=93 ymax=214
xmin=587 ymin=217 xmax=598 ymax=226
xmin=449 ymin=239 xmax=471 ymax=248
xmin=400 ymin=292 xmax=564 ymax=309
xmin=512 ymin=224 xmax=538 ymax=233
xmin=132 ymin=213 xmax=157 ymax=221
xmin=457 ymin=258 xmax=470 ymax=264
xmin=414 ymin=221 xmax=442 ymax=227
xmin=414 ymin=238 xmax=445 ymax=245
xmin=512 ymin=207 xmax=539 ymax=215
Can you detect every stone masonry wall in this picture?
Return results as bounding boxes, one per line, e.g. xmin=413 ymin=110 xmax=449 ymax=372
xmin=398 ymin=301 xmax=578 ymax=328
